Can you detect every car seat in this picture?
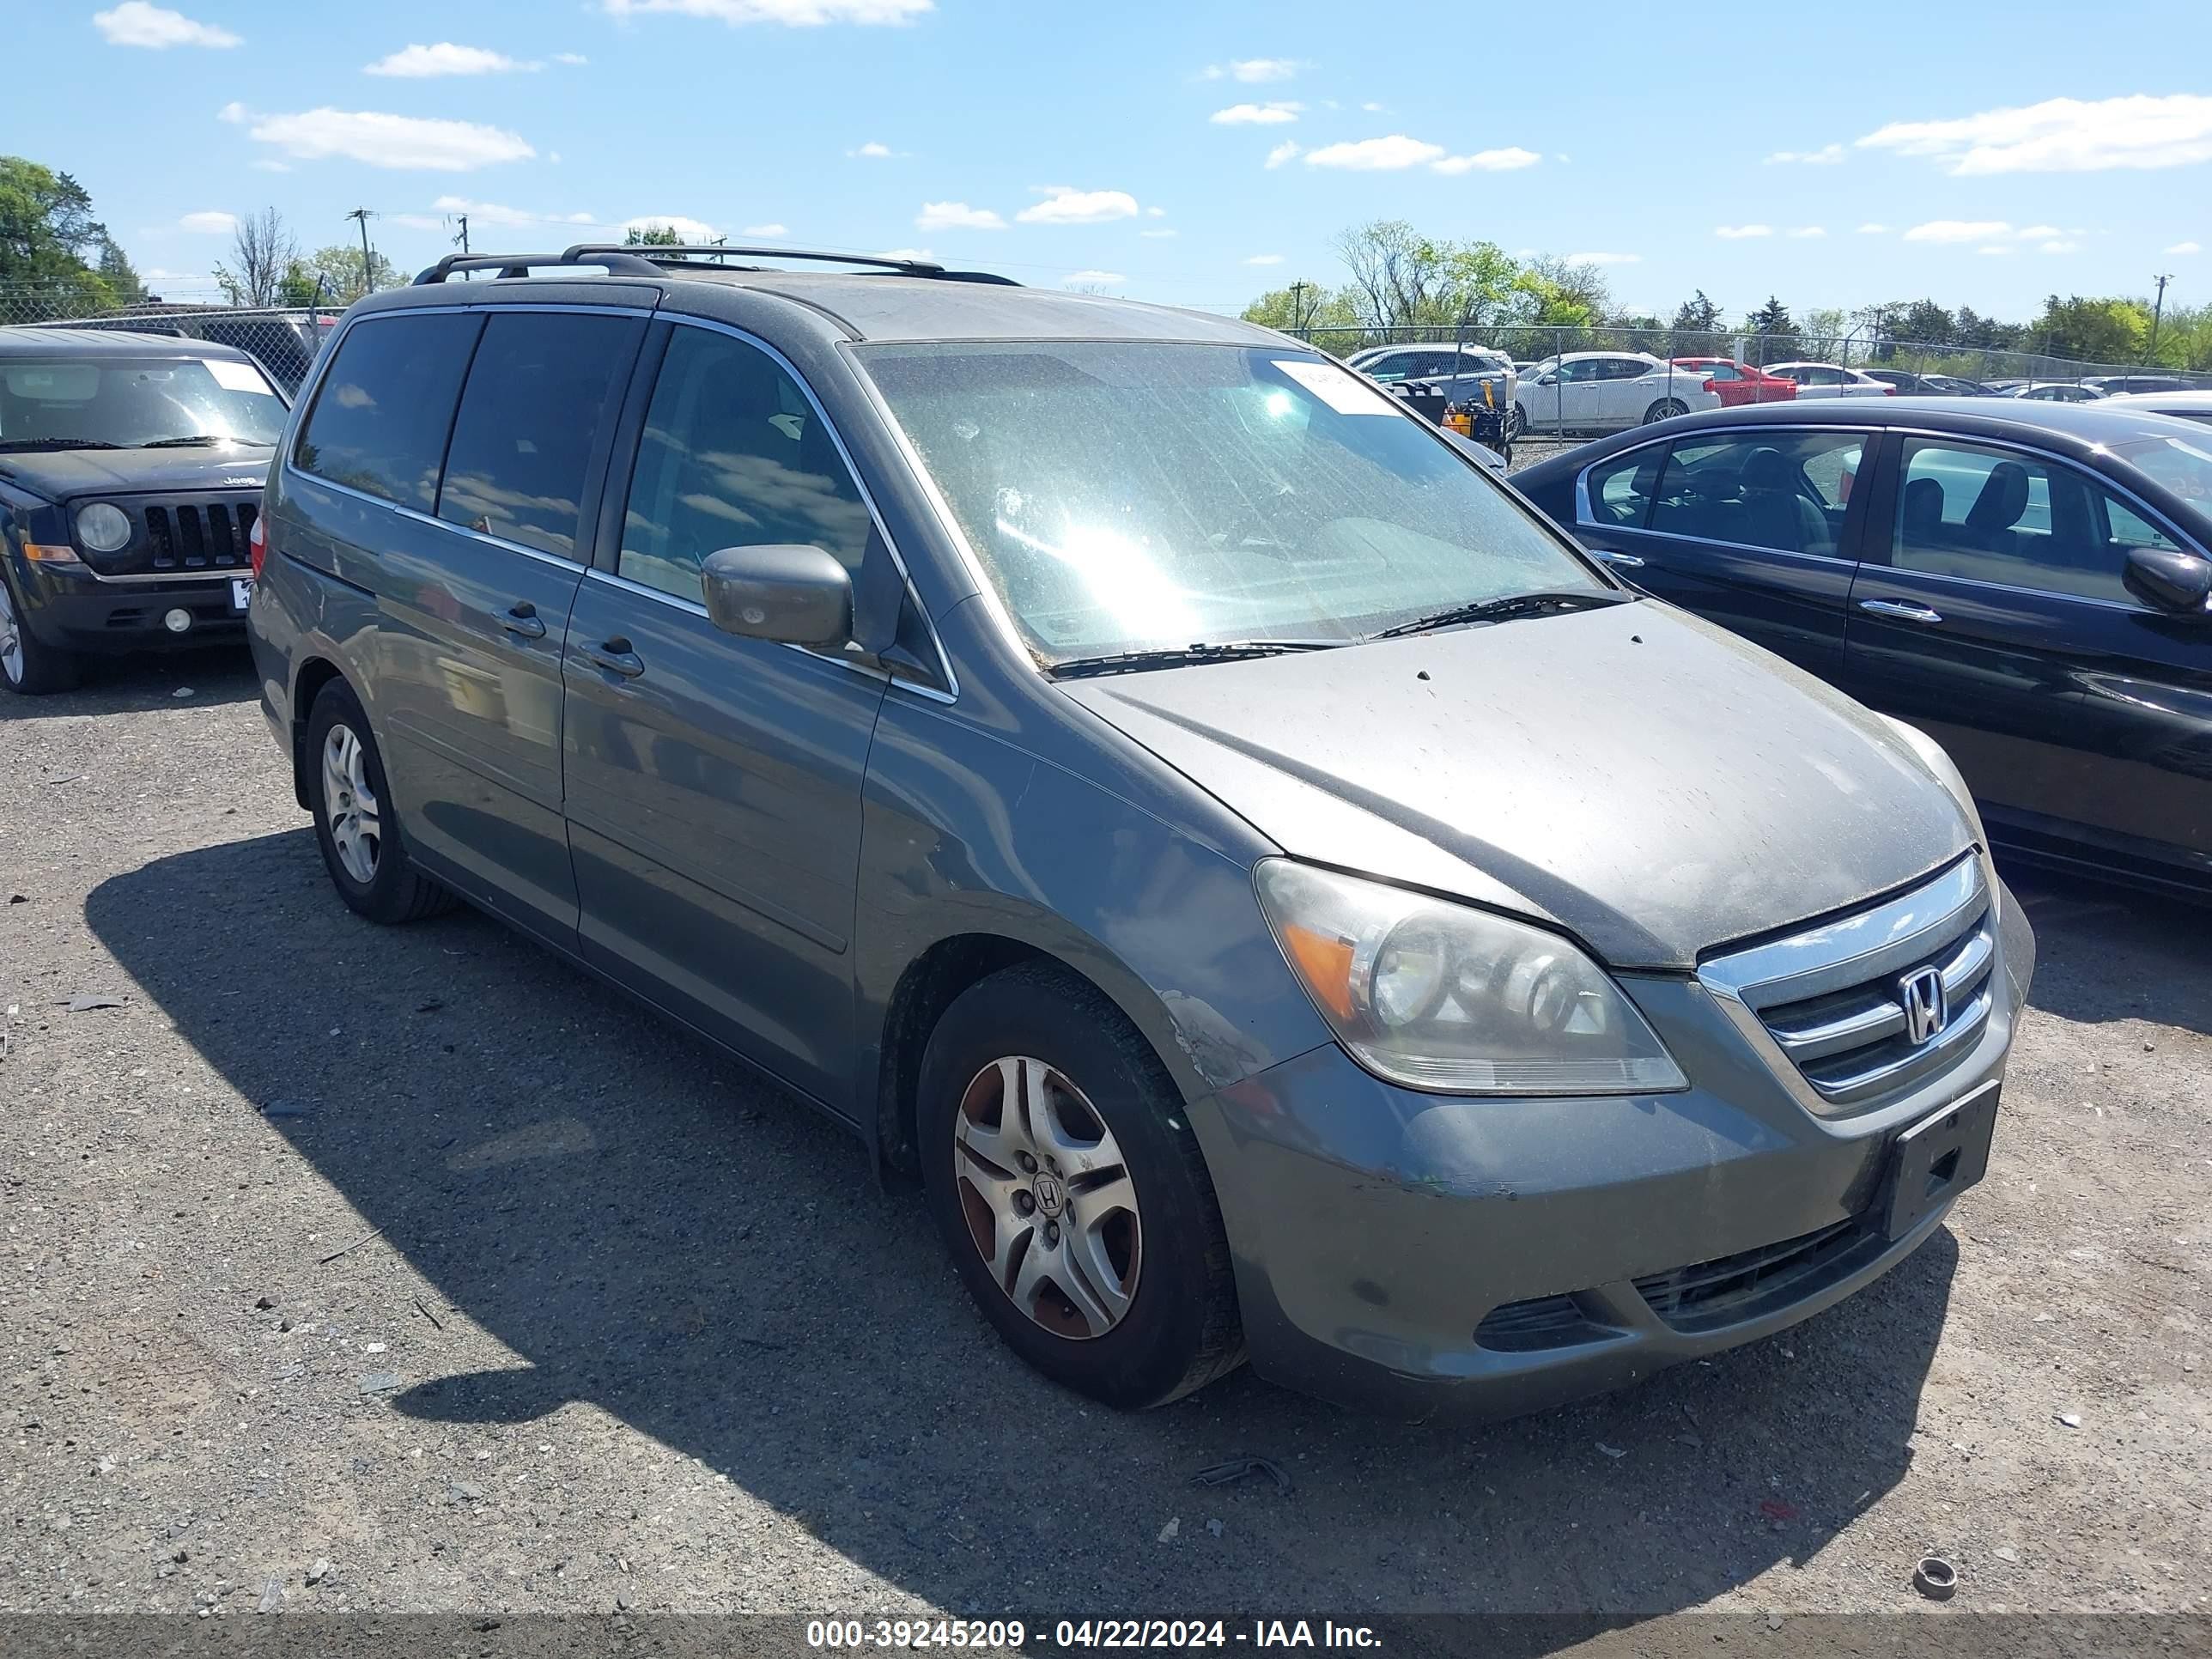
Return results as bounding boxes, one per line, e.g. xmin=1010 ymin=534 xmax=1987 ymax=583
xmin=1736 ymin=446 xmax=1829 ymax=554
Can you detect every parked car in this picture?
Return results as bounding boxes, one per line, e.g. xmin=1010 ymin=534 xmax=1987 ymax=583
xmin=0 ymin=326 xmax=286 ymax=694
xmin=2107 ymin=389 xmax=2212 ymax=426
xmin=29 ymin=307 xmax=331 ymax=396
xmin=1513 ymin=398 xmax=2212 ymax=898
xmin=2002 ymin=381 xmax=2107 ymax=402
xmin=1762 ymin=362 xmax=1893 ymax=398
xmin=1346 ymin=343 xmax=1517 ymax=410
xmin=1671 ymin=357 xmax=1797 ymax=407
xmin=1514 ymin=351 xmax=1722 ymax=434
xmin=2084 ymin=374 xmax=2194 ymax=396
xmin=251 ymin=245 xmax=2033 ymax=1418
xmin=1864 ymin=370 xmax=1994 ymax=397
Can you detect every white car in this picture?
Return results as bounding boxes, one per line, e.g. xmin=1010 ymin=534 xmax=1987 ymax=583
xmin=1761 ymin=362 xmax=1893 ymax=399
xmin=2108 ymin=390 xmax=2212 ymax=426
xmin=1346 ymin=343 xmax=1518 ymax=411
xmin=1513 ymin=351 xmax=1721 ymax=434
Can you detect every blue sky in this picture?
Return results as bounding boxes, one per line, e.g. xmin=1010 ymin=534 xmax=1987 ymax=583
xmin=13 ymin=0 xmax=2211 ymax=321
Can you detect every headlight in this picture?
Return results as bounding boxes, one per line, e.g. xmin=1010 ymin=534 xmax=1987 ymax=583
xmin=75 ymin=502 xmax=131 ymax=553
xmin=1878 ymin=715 xmax=2000 ymax=921
xmin=1255 ymin=860 xmax=1687 ymax=1096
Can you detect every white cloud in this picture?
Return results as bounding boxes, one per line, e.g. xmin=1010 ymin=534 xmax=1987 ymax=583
xmin=178 ymin=210 xmax=238 ymax=234
xmin=603 ymin=0 xmax=933 ymax=23
xmin=93 ymin=3 xmax=239 ymax=47
xmin=1565 ymin=251 xmax=1640 ymax=265
xmin=1765 ymin=143 xmax=1845 ymax=165
xmin=2040 ymin=240 xmax=2081 ymax=253
xmin=430 ymin=195 xmax=595 ymax=228
xmin=1211 ymin=101 xmax=1301 ymax=125
xmin=849 ymin=141 xmax=903 ymax=157
xmin=1856 ymin=94 xmax=2212 ymax=174
xmin=622 ymin=215 xmax=720 ymax=240
xmin=555 ymin=51 xmax=588 ymax=64
xmin=1202 ymin=58 xmax=1296 ymax=82
xmin=1139 ymin=228 xmax=1178 ymax=239
xmin=880 ymin=246 xmax=932 ymax=261
xmin=365 ymin=42 xmax=532 ymax=76
xmin=743 ymin=222 xmax=788 ymax=236
xmin=1786 ymin=225 xmax=1826 ymax=238
xmin=1360 ymin=101 xmax=1386 ymax=113
xmin=2171 ymin=240 xmax=2203 ymax=254
xmin=225 ymin=105 xmax=534 ymax=170
xmin=2015 ymin=222 xmax=2064 ymax=239
xmin=1715 ymin=224 xmax=1772 ymax=239
xmin=916 ymin=201 xmax=1006 ymax=231
xmin=1062 ymin=270 xmax=1126 ymax=287
xmin=1902 ymin=219 xmax=2012 ymax=243
xmin=1264 ymin=140 xmax=1302 ymax=169
xmin=1304 ymin=135 xmax=1443 ymax=170
xmin=1016 ymin=185 xmax=1139 ymax=225
xmin=1244 ymin=253 xmax=1285 ymax=265
xmin=1431 ymin=146 xmax=1539 ymax=173
xmin=1856 ymin=222 xmax=1890 ymax=234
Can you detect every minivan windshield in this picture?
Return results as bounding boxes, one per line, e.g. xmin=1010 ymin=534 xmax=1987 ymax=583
xmin=858 ymin=343 xmax=1603 ymax=663
xmin=0 ymin=356 xmax=286 ymax=453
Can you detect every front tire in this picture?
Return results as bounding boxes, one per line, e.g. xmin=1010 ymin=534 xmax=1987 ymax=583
xmin=919 ymin=961 xmax=1243 ymax=1409
xmin=0 ymin=566 xmax=80 ymax=696
xmin=1644 ymin=398 xmax=1688 ymax=424
xmin=306 ymin=679 xmax=457 ymax=924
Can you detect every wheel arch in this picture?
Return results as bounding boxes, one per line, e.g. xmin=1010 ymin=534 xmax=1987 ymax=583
xmin=287 ymin=654 xmax=350 ymax=810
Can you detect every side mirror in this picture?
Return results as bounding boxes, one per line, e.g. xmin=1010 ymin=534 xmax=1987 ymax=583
xmin=701 ymin=544 xmax=853 ymax=646
xmin=1535 ymin=373 xmax=1558 ymax=386
xmin=2122 ymin=545 xmax=2212 ymax=617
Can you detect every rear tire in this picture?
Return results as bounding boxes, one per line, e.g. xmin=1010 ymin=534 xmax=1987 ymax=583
xmin=0 ymin=566 xmax=80 ymax=696
xmin=919 ymin=961 xmax=1244 ymax=1409
xmin=305 ymin=679 xmax=458 ymax=925
xmin=1644 ymin=398 xmax=1689 ymax=424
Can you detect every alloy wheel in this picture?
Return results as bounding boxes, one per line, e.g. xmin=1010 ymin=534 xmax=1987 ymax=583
xmin=951 ymin=1055 xmax=1142 ymax=1340
xmin=320 ymin=723 xmax=382 ymax=884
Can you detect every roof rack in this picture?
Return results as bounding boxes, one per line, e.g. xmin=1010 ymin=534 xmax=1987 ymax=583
xmin=413 ymin=244 xmax=1018 ymax=287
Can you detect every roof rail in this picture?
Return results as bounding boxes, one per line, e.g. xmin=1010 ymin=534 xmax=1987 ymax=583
xmin=413 ymin=250 xmax=665 ymax=285
xmin=557 ymin=242 xmax=1021 ymax=286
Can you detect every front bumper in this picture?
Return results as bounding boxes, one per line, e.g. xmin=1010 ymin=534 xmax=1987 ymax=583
xmin=1188 ymin=878 xmax=2034 ymax=1418
xmin=15 ymin=560 xmax=250 ymax=653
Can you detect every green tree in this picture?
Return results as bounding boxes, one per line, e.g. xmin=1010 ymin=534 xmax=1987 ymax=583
xmin=1743 ymin=295 xmax=1795 ymax=362
xmin=1240 ymin=281 xmax=1366 ymax=353
xmin=1898 ymin=299 xmax=1955 ymax=348
xmin=0 ymin=155 xmax=125 ymax=315
xmin=623 ymin=223 xmax=685 ymax=246
xmin=2032 ymin=295 xmax=2148 ymax=363
xmin=1671 ymin=290 xmax=1721 ymax=332
xmin=305 ymin=242 xmax=400 ymax=303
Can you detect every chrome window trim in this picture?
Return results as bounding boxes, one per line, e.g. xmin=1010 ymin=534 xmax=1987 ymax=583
xmin=279 ymin=468 xmax=588 ymax=574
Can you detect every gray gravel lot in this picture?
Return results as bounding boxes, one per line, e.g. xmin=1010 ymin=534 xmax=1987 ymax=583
xmin=2 ymin=647 xmax=2207 ymax=1632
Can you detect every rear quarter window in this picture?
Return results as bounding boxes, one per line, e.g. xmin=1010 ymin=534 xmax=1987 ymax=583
xmin=294 ymin=312 xmax=484 ymax=513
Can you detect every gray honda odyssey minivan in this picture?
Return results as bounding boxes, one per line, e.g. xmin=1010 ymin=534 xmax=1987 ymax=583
xmin=248 ymin=244 xmax=2035 ymax=1415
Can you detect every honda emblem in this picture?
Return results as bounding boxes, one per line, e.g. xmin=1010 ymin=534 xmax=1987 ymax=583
xmin=1899 ymin=966 xmax=1948 ymax=1045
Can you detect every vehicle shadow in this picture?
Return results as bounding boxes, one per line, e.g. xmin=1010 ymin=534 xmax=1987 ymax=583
xmin=88 ymin=830 xmax=1956 ymax=1626
xmin=0 ymin=645 xmax=257 ymax=725
xmin=2006 ymin=864 xmax=2212 ymax=1040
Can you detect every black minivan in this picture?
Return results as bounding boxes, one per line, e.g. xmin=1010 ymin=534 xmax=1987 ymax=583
xmin=1515 ymin=399 xmax=2212 ymax=899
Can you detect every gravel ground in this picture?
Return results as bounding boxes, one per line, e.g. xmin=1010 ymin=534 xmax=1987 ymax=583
xmin=2 ymin=647 xmax=2208 ymax=1632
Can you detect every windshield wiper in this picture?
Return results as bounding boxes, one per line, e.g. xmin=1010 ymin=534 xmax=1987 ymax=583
xmin=1370 ymin=589 xmax=1628 ymax=641
xmin=137 ymin=435 xmax=252 ymax=448
xmin=0 ymin=438 xmax=124 ymax=453
xmin=1052 ymin=640 xmax=1339 ymax=679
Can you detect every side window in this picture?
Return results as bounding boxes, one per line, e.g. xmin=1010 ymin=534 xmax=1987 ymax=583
xmin=1583 ymin=447 xmax=1666 ymax=528
xmin=294 ymin=312 xmax=483 ymax=513
xmin=619 ymin=325 xmax=874 ymax=605
xmin=1646 ymin=432 xmax=1864 ymax=556
xmin=1555 ymin=359 xmax=1596 ymax=383
xmin=1892 ymin=441 xmax=2128 ymax=602
xmin=435 ymin=311 xmax=643 ymax=560
xmin=2100 ymin=495 xmax=2182 ymax=554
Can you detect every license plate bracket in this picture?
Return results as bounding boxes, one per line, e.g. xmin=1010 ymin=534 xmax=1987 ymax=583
xmin=1884 ymin=1081 xmax=1999 ymax=1241
xmin=231 ymin=578 xmax=253 ymax=613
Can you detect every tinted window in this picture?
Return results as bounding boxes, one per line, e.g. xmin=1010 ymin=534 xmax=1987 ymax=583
xmin=619 ymin=325 xmax=874 ymax=604
xmin=436 ymin=311 xmax=642 ymax=560
xmin=1646 ymin=431 xmax=1864 ymax=556
xmin=1892 ymin=440 xmax=2130 ymax=603
xmin=1583 ymin=446 xmax=1665 ymax=528
xmin=295 ymin=312 xmax=482 ymax=512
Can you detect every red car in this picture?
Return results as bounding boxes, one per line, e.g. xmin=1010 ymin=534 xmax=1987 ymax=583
xmin=1671 ymin=357 xmax=1796 ymax=407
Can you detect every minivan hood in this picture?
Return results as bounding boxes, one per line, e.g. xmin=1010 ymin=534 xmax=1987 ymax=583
xmin=1060 ymin=602 xmax=1972 ymax=969
xmin=0 ymin=447 xmax=271 ymax=501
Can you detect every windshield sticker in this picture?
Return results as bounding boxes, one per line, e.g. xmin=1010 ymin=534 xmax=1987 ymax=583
xmin=1272 ymin=360 xmax=1397 ymax=416
xmin=205 ymin=358 xmax=272 ymax=395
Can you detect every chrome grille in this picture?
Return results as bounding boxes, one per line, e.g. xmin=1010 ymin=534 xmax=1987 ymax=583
xmin=1700 ymin=857 xmax=1995 ymax=1113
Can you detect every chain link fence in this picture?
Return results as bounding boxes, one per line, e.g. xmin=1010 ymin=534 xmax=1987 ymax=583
xmin=1287 ymin=321 xmax=2212 ymax=393
xmin=1 ymin=284 xmax=343 ymax=396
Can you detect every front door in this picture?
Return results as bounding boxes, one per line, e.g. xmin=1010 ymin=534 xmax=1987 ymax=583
xmin=561 ymin=321 xmax=890 ymax=1112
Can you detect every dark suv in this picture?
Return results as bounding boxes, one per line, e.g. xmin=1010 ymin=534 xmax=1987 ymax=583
xmin=1 ymin=326 xmax=285 ymax=693
xmin=247 ymin=245 xmax=2031 ymax=1415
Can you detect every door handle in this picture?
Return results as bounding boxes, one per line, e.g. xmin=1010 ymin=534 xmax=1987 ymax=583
xmin=1589 ymin=548 xmax=1646 ymax=568
xmin=583 ymin=640 xmax=645 ymax=679
xmin=1858 ymin=598 xmax=1944 ymax=625
xmin=501 ymin=602 xmax=547 ymax=640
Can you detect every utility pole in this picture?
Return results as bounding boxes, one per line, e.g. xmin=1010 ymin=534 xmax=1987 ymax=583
xmin=345 ymin=208 xmax=375 ymax=299
xmin=1288 ymin=280 xmax=1312 ymax=333
xmin=452 ymin=214 xmax=470 ymax=256
xmin=2148 ymin=271 xmax=2175 ymax=363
